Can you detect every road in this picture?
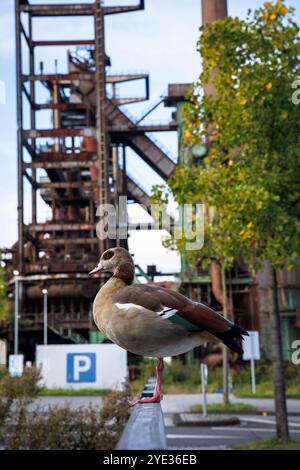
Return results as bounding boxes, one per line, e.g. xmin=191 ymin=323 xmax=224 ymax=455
xmin=160 ymin=394 xmax=300 ymax=414
xmin=165 ymin=414 xmax=300 ymax=450
xmin=31 ymin=394 xmax=300 ymax=414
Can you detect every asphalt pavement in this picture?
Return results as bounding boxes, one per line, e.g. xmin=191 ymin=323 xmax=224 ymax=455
xmin=30 ymin=393 xmax=300 ymax=414
xmin=165 ymin=414 xmax=300 ymax=450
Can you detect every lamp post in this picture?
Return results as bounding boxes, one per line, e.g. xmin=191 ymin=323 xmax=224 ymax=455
xmin=13 ymin=270 xmax=20 ymax=355
xmin=42 ymin=288 xmax=48 ymax=345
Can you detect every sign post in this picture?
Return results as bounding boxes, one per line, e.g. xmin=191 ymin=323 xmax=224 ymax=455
xmin=9 ymin=354 xmax=24 ymax=377
xmin=42 ymin=288 xmax=48 ymax=345
xmin=200 ymin=363 xmax=208 ymax=416
xmin=242 ymin=331 xmax=260 ymax=394
xmin=13 ymin=270 xmax=20 ymax=355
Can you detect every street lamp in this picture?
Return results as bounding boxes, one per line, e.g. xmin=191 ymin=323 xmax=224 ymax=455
xmin=13 ymin=270 xmax=20 ymax=355
xmin=42 ymin=288 xmax=48 ymax=345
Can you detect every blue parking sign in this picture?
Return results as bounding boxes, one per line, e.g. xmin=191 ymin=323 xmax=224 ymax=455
xmin=67 ymin=353 xmax=96 ymax=383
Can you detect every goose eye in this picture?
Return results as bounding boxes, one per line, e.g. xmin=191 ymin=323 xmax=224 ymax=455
xmin=102 ymin=250 xmax=114 ymax=261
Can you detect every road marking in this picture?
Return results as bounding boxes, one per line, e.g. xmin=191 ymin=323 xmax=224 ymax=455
xmin=211 ymin=427 xmax=300 ymax=434
xmin=167 ymin=434 xmax=244 ymax=439
xmin=241 ymin=417 xmax=300 ymax=427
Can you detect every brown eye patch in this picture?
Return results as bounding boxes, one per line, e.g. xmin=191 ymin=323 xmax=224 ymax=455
xmin=102 ymin=250 xmax=114 ymax=260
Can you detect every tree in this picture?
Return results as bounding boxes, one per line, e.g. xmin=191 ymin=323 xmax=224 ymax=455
xmin=0 ymin=262 xmax=11 ymax=322
xmin=152 ymin=0 xmax=300 ymax=437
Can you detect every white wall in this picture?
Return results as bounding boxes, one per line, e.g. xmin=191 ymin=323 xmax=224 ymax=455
xmin=36 ymin=344 xmax=127 ymax=390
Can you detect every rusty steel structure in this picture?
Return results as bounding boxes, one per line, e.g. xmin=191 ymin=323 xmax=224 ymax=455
xmin=5 ymin=0 xmax=180 ymax=357
xmin=2 ymin=0 xmax=298 ymax=361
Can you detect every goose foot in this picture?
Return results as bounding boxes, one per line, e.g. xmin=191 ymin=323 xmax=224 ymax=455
xmin=129 ymin=358 xmax=164 ymax=407
xmin=129 ymin=393 xmax=163 ymax=407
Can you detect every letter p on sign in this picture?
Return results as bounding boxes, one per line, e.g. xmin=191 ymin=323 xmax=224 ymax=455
xmin=67 ymin=353 xmax=96 ymax=383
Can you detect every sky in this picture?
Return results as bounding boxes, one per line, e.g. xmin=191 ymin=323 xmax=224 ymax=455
xmin=1 ymin=0 xmax=300 ymax=275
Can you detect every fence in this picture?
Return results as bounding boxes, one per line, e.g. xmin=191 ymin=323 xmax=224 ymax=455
xmin=116 ymin=378 xmax=168 ymax=450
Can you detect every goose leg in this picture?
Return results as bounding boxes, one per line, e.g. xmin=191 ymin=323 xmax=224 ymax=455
xmin=129 ymin=358 xmax=164 ymax=406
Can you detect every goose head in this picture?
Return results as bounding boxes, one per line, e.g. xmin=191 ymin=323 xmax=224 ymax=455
xmin=89 ymin=247 xmax=135 ymax=284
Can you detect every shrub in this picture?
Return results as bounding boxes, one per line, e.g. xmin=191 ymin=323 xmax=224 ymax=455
xmin=0 ymin=368 xmax=129 ymax=450
xmin=4 ymin=390 xmax=129 ymax=450
xmin=0 ymin=366 xmax=43 ymax=428
xmin=0 ymin=366 xmax=43 ymax=401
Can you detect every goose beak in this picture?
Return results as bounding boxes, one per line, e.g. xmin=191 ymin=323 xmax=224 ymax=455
xmin=88 ymin=264 xmax=104 ymax=276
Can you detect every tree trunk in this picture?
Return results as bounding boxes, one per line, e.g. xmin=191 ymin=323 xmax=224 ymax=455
xmin=270 ymin=266 xmax=289 ymax=440
xmin=221 ymin=265 xmax=230 ymax=405
xmin=211 ymin=260 xmax=233 ymax=318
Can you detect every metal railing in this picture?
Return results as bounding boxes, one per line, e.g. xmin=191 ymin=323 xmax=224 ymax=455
xmin=116 ymin=378 xmax=168 ymax=450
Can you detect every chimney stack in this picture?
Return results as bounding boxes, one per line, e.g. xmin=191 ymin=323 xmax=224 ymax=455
xmin=201 ymin=0 xmax=228 ymax=24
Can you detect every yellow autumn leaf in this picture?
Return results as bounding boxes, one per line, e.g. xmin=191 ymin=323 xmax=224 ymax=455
xmin=279 ymin=6 xmax=288 ymax=15
xmin=184 ymin=130 xmax=191 ymax=140
xmin=264 ymin=1 xmax=272 ymax=8
xmin=246 ymin=221 xmax=253 ymax=229
xmin=269 ymin=13 xmax=277 ymax=21
xmin=280 ymin=111 xmax=288 ymax=120
xmin=266 ymin=82 xmax=273 ymax=90
xmin=239 ymin=98 xmax=247 ymax=106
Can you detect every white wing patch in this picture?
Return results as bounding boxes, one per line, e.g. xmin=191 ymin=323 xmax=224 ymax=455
xmin=159 ymin=307 xmax=178 ymax=319
xmin=114 ymin=303 xmax=178 ymax=319
xmin=115 ymin=302 xmax=145 ymax=311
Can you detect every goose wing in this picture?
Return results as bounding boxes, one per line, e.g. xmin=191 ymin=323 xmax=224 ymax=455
xmin=112 ymin=284 xmax=248 ymax=354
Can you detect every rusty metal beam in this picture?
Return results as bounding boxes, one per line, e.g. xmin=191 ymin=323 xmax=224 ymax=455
xmin=104 ymin=1 xmax=144 ymax=15
xmin=40 ymin=237 xmax=99 ymax=246
xmin=112 ymin=97 xmax=148 ymax=105
xmin=107 ymin=73 xmax=148 ymax=84
xmin=22 ymin=72 xmax=94 ymax=82
xmin=125 ymin=135 xmax=176 ymax=180
xmin=126 ymin=174 xmax=150 ymax=209
xmin=21 ymin=3 xmax=95 ymax=17
xmin=35 ymin=103 xmax=88 ymax=111
xmin=36 ymin=152 xmax=95 ymax=161
xmin=110 ymin=124 xmax=177 ymax=133
xmin=28 ymin=223 xmax=95 ymax=232
xmin=24 ymin=170 xmax=37 ymax=188
xmin=24 ymin=161 xmax=96 ymax=170
xmin=23 ymin=129 xmax=92 ymax=138
xmin=21 ymin=83 xmax=33 ymax=106
xmin=32 ymin=40 xmax=95 ymax=47
xmin=38 ymin=181 xmax=96 ymax=189
xmin=16 ymin=0 xmax=24 ymax=273
xmin=105 ymin=100 xmax=176 ymax=179
xmin=20 ymin=22 xmax=30 ymax=47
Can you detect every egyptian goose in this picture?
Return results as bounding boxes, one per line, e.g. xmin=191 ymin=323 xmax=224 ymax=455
xmin=89 ymin=247 xmax=248 ymax=405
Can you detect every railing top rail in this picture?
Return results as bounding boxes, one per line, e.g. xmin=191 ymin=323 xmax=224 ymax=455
xmin=116 ymin=402 xmax=167 ymax=450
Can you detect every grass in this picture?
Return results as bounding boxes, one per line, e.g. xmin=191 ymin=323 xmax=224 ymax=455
xmin=232 ymin=438 xmax=300 ymax=450
xmin=130 ymin=379 xmax=201 ymax=395
xmin=40 ymin=388 xmax=111 ymax=396
xmin=130 ymin=379 xmax=300 ymax=397
xmin=234 ymin=384 xmax=300 ymax=399
xmin=191 ymin=402 xmax=257 ymax=412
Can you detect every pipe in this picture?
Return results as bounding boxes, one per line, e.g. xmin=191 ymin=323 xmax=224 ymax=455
xmin=27 ymin=282 xmax=98 ymax=299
